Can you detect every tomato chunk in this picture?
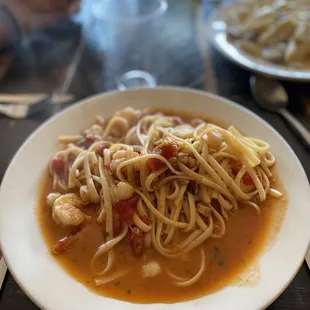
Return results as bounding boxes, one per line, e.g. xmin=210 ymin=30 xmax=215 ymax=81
xmin=51 ymin=158 xmax=65 ymax=174
xmin=141 ymin=122 xmax=148 ymax=134
xmin=112 ymin=211 xmax=122 ymax=236
xmin=157 ymin=143 xmax=178 ymax=158
xmin=148 ymin=158 xmax=164 ymax=171
xmin=114 ymin=194 xmax=140 ymax=223
xmin=77 ymin=136 xmax=95 ymax=149
xmin=148 ymin=141 xmax=178 ymax=171
xmin=243 ymin=173 xmax=254 ymax=185
xmin=230 ymin=160 xmax=242 ymax=175
xmin=96 ymin=142 xmax=111 ymax=156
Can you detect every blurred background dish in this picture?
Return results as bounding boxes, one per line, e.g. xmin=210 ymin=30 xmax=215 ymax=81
xmin=225 ymin=0 xmax=310 ymax=69
xmin=205 ymin=0 xmax=310 ymax=81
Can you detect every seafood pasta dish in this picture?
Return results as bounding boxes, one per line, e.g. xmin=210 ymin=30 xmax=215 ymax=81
xmin=38 ymin=107 xmax=285 ymax=303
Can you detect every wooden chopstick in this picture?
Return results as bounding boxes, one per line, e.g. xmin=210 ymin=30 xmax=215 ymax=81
xmin=0 ymin=93 xmax=74 ymax=105
xmin=0 ymin=94 xmax=48 ymax=103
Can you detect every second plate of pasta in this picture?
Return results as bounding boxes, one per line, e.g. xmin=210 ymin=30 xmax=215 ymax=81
xmin=205 ymin=0 xmax=310 ymax=81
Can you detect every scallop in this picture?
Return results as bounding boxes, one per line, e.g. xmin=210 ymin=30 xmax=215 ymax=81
xmin=114 ymin=182 xmax=135 ymax=201
xmin=141 ymin=261 xmax=161 ymax=278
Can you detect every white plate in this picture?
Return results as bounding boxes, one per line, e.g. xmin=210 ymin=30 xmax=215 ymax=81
xmin=0 ymin=87 xmax=310 ymax=310
xmin=206 ymin=6 xmax=310 ymax=81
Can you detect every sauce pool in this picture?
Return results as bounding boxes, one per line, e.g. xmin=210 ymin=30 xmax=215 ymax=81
xmin=38 ymin=172 xmax=286 ymax=303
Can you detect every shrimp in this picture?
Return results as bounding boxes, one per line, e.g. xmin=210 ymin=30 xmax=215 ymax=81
xmin=105 ymin=116 xmax=129 ymax=137
xmin=54 ymin=193 xmax=84 ymax=208
xmin=46 ymin=193 xmax=61 ymax=207
xmin=52 ymin=225 xmax=88 ymax=254
xmin=51 ymin=193 xmax=86 ymax=228
xmin=110 ymin=150 xmax=140 ymax=171
xmin=115 ymin=107 xmax=141 ymax=126
xmin=53 ymin=233 xmax=79 ymax=254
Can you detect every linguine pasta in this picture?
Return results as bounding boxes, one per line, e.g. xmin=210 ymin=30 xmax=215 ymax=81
xmin=46 ymin=107 xmax=282 ymax=287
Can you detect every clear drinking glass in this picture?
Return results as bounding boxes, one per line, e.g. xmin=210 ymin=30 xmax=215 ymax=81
xmin=90 ymin=0 xmax=168 ymax=90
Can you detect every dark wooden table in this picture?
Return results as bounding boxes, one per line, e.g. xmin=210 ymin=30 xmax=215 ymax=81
xmin=0 ymin=1 xmax=309 ymax=309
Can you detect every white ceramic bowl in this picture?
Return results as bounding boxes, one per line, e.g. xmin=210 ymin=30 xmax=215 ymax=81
xmin=0 ymin=87 xmax=310 ymax=310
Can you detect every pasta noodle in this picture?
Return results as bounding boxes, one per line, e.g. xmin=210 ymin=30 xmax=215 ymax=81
xmin=46 ymin=107 xmax=282 ymax=287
